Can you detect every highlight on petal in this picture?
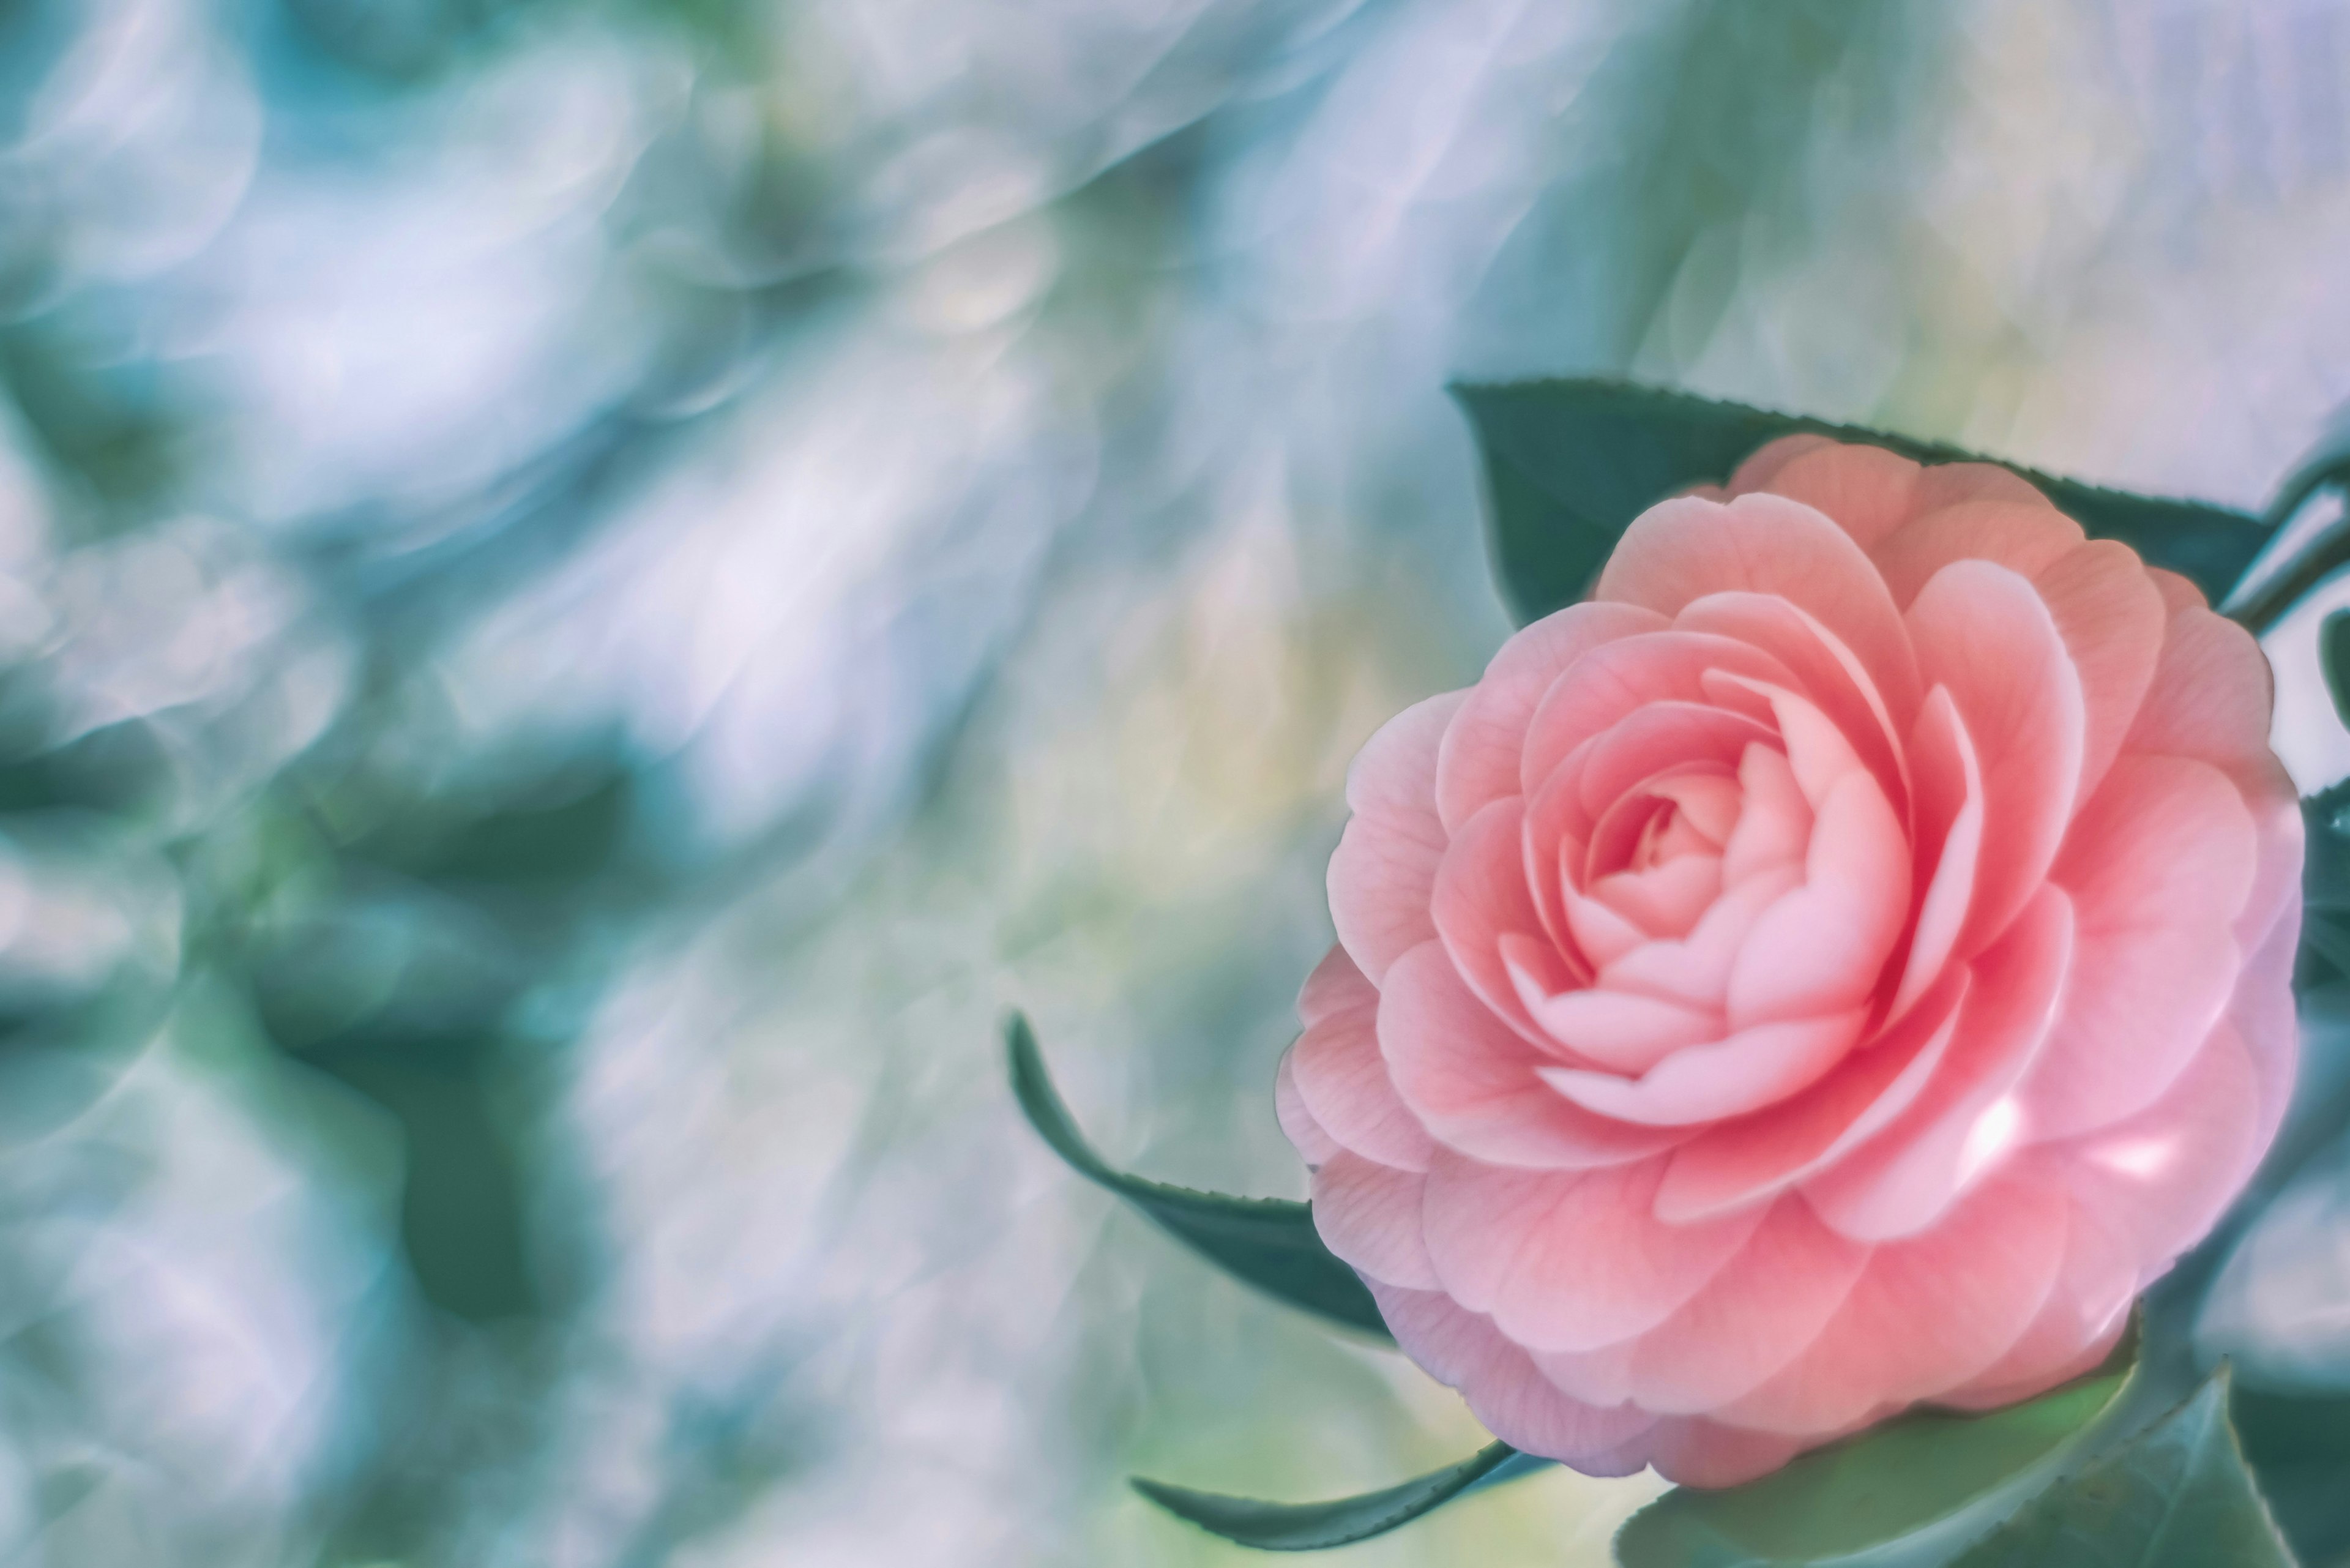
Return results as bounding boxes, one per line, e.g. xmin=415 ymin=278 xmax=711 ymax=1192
xmin=1329 ymin=691 xmax=1467 ymax=982
xmin=1802 ymin=888 xmax=2074 ymax=1242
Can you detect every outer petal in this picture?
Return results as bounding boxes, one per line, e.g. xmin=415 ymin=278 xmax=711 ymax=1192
xmin=1274 ymin=1047 xmax=1340 ymax=1166
xmin=1802 ymin=887 xmax=2074 ymax=1241
xmin=1595 ymin=492 xmax=1923 ymax=729
xmin=1420 ymin=1151 xmax=1764 ymax=1353
xmin=1436 ymin=602 xmax=1668 ymax=834
xmin=1655 ymin=969 xmax=1968 ymax=1223
xmin=1329 ymin=691 xmax=1466 ymax=982
xmin=1870 ymin=498 xmax=2081 ymax=608
xmin=1289 ymin=949 xmax=1438 ymax=1172
xmin=1718 ymin=1173 xmax=2068 ymax=1435
xmin=1379 ymin=941 xmax=1686 ymax=1168
xmin=2030 ymin=540 xmax=2166 ymax=809
xmin=1541 ymin=1197 xmax=1871 ymax=1414
xmin=1737 ymin=441 xmax=1924 ymax=553
xmin=1367 ymin=1281 xmax=1658 ymax=1471
xmin=1639 ymin=1418 xmax=1811 ymax=1488
xmin=2023 ymin=756 xmax=2256 ymax=1140
xmin=1431 ymin=796 xmax=1561 ymax=1044
xmin=1310 ymin=1152 xmax=1438 ymax=1289
xmin=1904 ymin=561 xmax=2084 ymax=960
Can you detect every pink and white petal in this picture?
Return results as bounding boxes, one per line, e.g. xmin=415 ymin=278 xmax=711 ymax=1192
xmin=1526 ymin=986 xmax=1723 ymax=1076
xmin=1718 ymin=1173 xmax=2070 ymax=1435
xmin=1420 ymin=1152 xmax=1765 ymax=1353
xmin=1540 ymin=1009 xmax=1865 ymax=1127
xmin=1726 ymin=433 xmax=1838 ymax=497
xmin=1380 ymin=941 xmax=1687 ymax=1169
xmin=1589 ymin=854 xmax=1724 ymax=938
xmin=1802 ymin=888 xmax=2074 ymax=1242
xmin=1744 ymin=441 xmax=1925 ymax=553
xmin=1677 ymin=592 xmax=1909 ymax=808
xmin=1432 ymin=796 xmax=1559 ymax=1043
xmin=1329 ymin=691 xmax=1467 ymax=983
xmin=2056 ymin=1016 xmax=2269 ymax=1288
xmin=1299 ymin=943 xmax=1380 ymax=1029
xmin=1725 ymin=769 xmax=1911 ymax=1030
xmin=1291 ymin=980 xmax=1437 ymax=1173
xmin=1720 ymin=742 xmax=1814 ymax=889
xmin=1870 ymin=498 xmax=2084 ymax=610
xmin=1601 ymin=863 xmax=1805 ymax=1014
xmin=2023 ymin=756 xmax=2256 ymax=1140
xmin=1913 ymin=461 xmax=2060 ymax=515
xmin=1519 ymin=630 xmax=1793 ymax=799
xmin=1310 ymin=1151 xmax=1438 ymax=1290
xmin=1436 ymin=602 xmax=1669 ymax=834
xmin=1366 ymin=1281 xmax=1658 ymax=1470
xmin=1274 ymin=1046 xmax=1340 ymax=1166
xmin=1595 ymin=491 xmax=1923 ymax=722
xmin=1602 ymin=1197 xmax=1874 ymax=1414
xmin=2124 ymin=602 xmax=2300 ymax=952
xmin=1642 ymin=1419 xmax=1813 ymax=1489
xmin=1889 ymin=687 xmax=1983 ymax=1021
xmin=2030 ymin=540 xmax=2168 ymax=809
xmin=1655 ymin=969 xmax=1969 ymax=1224
xmin=1905 ymin=561 xmax=2086 ymax=960
xmin=1569 ymin=703 xmax=1781 ymax=835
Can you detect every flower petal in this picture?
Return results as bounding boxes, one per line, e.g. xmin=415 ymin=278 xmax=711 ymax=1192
xmin=1724 ymin=768 xmax=1911 ymax=1031
xmin=1888 ymin=686 xmax=1983 ymax=1021
xmin=2023 ymin=756 xmax=2256 ymax=1140
xmin=1737 ymin=439 xmax=1924 ymax=553
xmin=1801 ymin=887 xmax=2074 ymax=1241
xmin=1436 ymin=602 xmax=1667 ymax=834
xmin=1870 ymin=498 xmax=2082 ymax=609
xmin=1380 ymin=940 xmax=1686 ymax=1168
xmin=2031 ymin=540 xmax=2166 ymax=809
xmin=1520 ymin=630 xmax=1792 ymax=799
xmin=1329 ymin=691 xmax=1466 ymax=982
xmin=1539 ymin=1009 xmax=1865 ymax=1127
xmin=1596 ymin=491 xmax=1923 ymax=728
xmin=1311 ymin=1151 xmax=1437 ymax=1289
xmin=1655 ymin=968 xmax=1968 ymax=1223
xmin=1420 ymin=1151 xmax=1764 ymax=1352
xmin=1290 ymin=949 xmax=1438 ymax=1172
xmin=1717 ymin=1172 xmax=2068 ymax=1435
xmin=1904 ymin=560 xmax=2084 ymax=960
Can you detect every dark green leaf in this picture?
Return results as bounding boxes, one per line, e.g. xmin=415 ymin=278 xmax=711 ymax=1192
xmin=1616 ymin=1350 xmax=2133 ymax=1567
xmin=1002 ymin=1013 xmax=1390 ymax=1339
xmin=2324 ymin=611 xmax=2350 ymax=731
xmin=2231 ymin=1386 xmax=2350 ymax=1567
xmin=1453 ymin=379 xmax=2269 ymax=625
xmin=1945 ymin=1370 xmax=2292 ymax=1567
xmin=1132 ymin=1439 xmax=1547 ymax=1551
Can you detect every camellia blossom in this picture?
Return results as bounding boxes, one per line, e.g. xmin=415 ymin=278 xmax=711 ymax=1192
xmin=1275 ymin=435 xmax=2303 ymax=1486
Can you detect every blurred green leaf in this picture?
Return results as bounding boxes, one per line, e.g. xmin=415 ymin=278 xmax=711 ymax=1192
xmin=1003 ymin=1013 xmax=1390 ymax=1340
xmin=2232 ymin=1386 xmax=2350 ymax=1567
xmin=1130 ymin=1439 xmax=1546 ymax=1551
xmin=1616 ymin=1345 xmax=2134 ymax=1568
xmin=1945 ymin=1370 xmax=2292 ymax=1567
xmin=1453 ymin=379 xmax=2269 ymax=625
xmin=2324 ymin=612 xmax=2350 ymax=731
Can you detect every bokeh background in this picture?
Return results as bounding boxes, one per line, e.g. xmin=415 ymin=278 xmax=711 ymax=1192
xmin=9 ymin=1 xmax=2350 ymax=1564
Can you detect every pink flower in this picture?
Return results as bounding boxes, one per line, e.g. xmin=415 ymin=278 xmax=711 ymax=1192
xmin=1276 ymin=436 xmax=2303 ymax=1486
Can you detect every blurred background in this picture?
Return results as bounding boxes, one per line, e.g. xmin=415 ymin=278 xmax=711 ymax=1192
xmin=7 ymin=1 xmax=2350 ymax=1564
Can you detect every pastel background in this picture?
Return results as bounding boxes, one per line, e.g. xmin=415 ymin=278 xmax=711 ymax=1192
xmin=4 ymin=1 xmax=2350 ymax=1564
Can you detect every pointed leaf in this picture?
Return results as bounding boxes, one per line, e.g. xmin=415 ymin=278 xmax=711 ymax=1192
xmin=1945 ymin=1370 xmax=2292 ymax=1567
xmin=1132 ymin=1440 xmax=1548 ymax=1551
xmin=1004 ymin=1014 xmax=1390 ymax=1339
xmin=1454 ymin=379 xmax=2268 ymax=624
xmin=1616 ymin=1343 xmax=2135 ymax=1567
xmin=2324 ymin=611 xmax=2350 ymax=731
